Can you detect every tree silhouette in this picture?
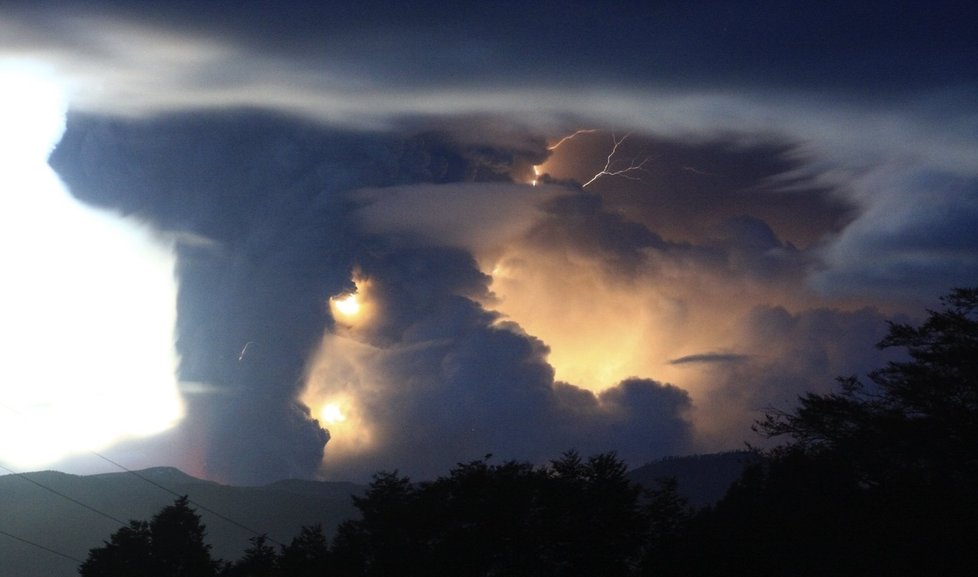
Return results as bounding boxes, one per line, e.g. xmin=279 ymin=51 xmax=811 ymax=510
xmin=80 ymin=496 xmax=218 ymax=577
xmin=330 ymin=470 xmax=420 ymax=577
xmin=278 ymin=525 xmax=329 ymax=577
xmin=79 ymin=453 xmax=696 ymax=577
xmin=543 ymin=452 xmax=647 ymax=577
xmin=222 ymin=534 xmax=278 ymax=577
xmin=328 ymin=452 xmax=657 ymax=577
xmin=79 ymin=521 xmax=153 ymax=577
xmin=665 ymin=288 xmax=978 ymax=576
xmin=418 ymin=458 xmax=549 ymax=577
xmin=150 ymin=496 xmax=219 ymax=577
xmin=637 ymin=477 xmax=691 ymax=576
xmin=756 ymin=287 xmax=978 ymax=490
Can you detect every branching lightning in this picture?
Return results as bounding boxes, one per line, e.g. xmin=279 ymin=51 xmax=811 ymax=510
xmin=580 ymin=132 xmax=651 ymax=188
xmin=531 ymin=129 xmax=653 ymax=189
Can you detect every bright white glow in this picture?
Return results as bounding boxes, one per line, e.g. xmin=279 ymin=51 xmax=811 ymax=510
xmin=320 ymin=402 xmax=347 ymax=425
xmin=332 ymin=293 xmax=361 ymax=317
xmin=301 ymin=354 xmax=377 ymax=474
xmin=0 ymin=61 xmax=183 ymax=470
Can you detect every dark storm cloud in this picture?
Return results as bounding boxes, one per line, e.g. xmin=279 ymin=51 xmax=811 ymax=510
xmin=540 ymin=131 xmax=856 ymax=248
xmin=514 ymin=184 xmax=812 ymax=287
xmin=48 ymin=110 xmax=697 ymax=482
xmin=525 ymin=193 xmax=668 ymax=274
xmin=669 ymin=353 xmax=749 ymax=366
xmin=350 ymin=150 xmax=889 ymax=455
xmin=48 ymin=113 xmax=361 ymax=483
xmin=47 ymin=111 xmax=551 ymax=483
xmin=305 ymin=243 xmax=693 ymax=479
xmin=719 ymin=306 xmax=894 ymax=409
xmin=813 ymin=172 xmax=978 ymax=300
xmin=41 ymin=108 xmax=978 ymax=483
xmin=4 ymin=0 xmax=976 ymax=484
xmin=9 ymin=0 xmax=977 ymax=95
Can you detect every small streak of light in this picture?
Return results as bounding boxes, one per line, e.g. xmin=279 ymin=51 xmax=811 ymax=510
xmin=238 ymin=341 xmax=255 ymax=362
xmin=546 ymin=128 xmax=599 ymax=151
xmin=581 ymin=132 xmax=652 ymax=188
xmin=682 ymin=165 xmax=717 ymax=176
xmin=530 ymin=130 xmax=598 ymax=186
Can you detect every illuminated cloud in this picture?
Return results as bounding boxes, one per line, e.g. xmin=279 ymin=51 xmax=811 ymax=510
xmin=3 ymin=1 xmax=976 ymax=483
xmin=300 ymin=245 xmax=694 ymax=479
xmin=43 ymin=106 xmax=978 ymax=482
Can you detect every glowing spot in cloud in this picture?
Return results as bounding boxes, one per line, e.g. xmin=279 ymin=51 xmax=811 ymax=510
xmin=0 ymin=60 xmax=182 ymax=470
xmin=301 ymin=360 xmax=378 ymax=476
xmin=329 ymin=276 xmax=378 ymax=332
xmin=320 ymin=402 xmax=347 ymax=425
xmin=303 ymin=274 xmax=388 ymax=477
xmin=486 ymin=252 xmax=677 ymax=391
xmin=331 ymin=292 xmax=361 ymax=317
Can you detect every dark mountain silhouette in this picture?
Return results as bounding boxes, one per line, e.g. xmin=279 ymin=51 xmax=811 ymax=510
xmin=0 ymin=467 xmax=361 ymax=577
xmin=627 ymin=451 xmax=760 ymax=508
xmin=2 ymin=453 xmax=756 ymax=576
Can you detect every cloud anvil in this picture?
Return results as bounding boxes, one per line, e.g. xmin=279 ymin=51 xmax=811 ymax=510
xmin=1 ymin=0 xmax=975 ymax=484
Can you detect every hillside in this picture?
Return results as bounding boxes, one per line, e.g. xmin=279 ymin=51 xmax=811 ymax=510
xmin=0 ymin=468 xmax=362 ymax=577
xmin=627 ymin=451 xmax=760 ymax=508
xmin=1 ymin=453 xmax=757 ymax=576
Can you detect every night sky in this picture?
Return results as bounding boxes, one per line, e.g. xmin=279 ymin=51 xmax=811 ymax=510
xmin=1 ymin=1 xmax=976 ymax=484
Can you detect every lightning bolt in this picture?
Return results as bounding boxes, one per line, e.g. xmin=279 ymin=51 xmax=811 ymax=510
xmin=580 ymin=132 xmax=651 ymax=188
xmin=532 ymin=129 xmax=652 ymax=189
xmin=546 ymin=128 xmax=599 ymax=151
xmin=531 ymin=130 xmax=598 ymax=186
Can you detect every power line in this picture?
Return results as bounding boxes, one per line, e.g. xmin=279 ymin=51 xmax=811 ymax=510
xmin=0 ymin=528 xmax=84 ymax=564
xmin=90 ymin=450 xmax=285 ymax=547
xmin=0 ymin=461 xmax=125 ymax=569
xmin=0 ymin=463 xmax=128 ymax=527
xmin=1 ymin=399 xmax=285 ymax=548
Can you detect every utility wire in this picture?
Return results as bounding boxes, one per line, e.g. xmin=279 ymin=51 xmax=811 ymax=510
xmin=1 ymin=399 xmax=284 ymax=548
xmin=0 ymin=528 xmax=84 ymax=564
xmin=0 ymin=463 xmax=128 ymax=526
xmin=90 ymin=450 xmax=285 ymax=547
xmin=0 ymin=459 xmax=122 ymax=568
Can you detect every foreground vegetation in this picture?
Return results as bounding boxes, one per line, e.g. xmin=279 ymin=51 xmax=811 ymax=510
xmin=80 ymin=289 xmax=978 ymax=576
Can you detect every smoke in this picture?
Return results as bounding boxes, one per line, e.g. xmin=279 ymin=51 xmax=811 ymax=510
xmin=347 ymin=135 xmax=899 ymax=463
xmin=300 ymin=243 xmax=694 ymax=479
xmin=49 ymin=111 xmax=594 ymax=482
xmin=16 ymin=1 xmax=975 ymax=483
xmin=46 ymin=107 xmax=973 ymax=482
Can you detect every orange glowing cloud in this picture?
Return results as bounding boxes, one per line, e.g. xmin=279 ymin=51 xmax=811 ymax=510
xmin=341 ymin=136 xmax=872 ymax=457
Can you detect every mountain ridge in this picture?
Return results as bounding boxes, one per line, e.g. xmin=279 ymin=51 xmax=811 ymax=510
xmin=2 ymin=453 xmax=752 ymax=576
xmin=0 ymin=467 xmax=362 ymax=577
